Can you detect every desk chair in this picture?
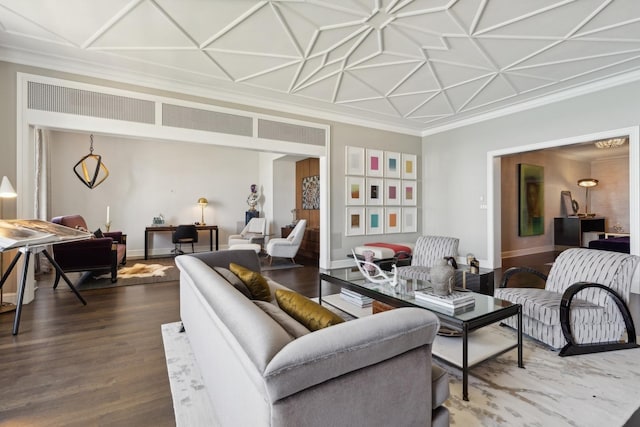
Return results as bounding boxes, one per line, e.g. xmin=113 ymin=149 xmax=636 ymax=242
xmin=172 ymin=225 xmax=198 ymax=255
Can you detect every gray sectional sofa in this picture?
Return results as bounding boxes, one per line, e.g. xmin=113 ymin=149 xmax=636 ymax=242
xmin=176 ymin=250 xmax=449 ymax=426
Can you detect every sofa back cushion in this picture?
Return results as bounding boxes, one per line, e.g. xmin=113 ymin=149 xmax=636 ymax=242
xmin=275 ymin=289 xmax=345 ymax=331
xmin=254 ymin=300 xmax=310 ymax=339
xmin=229 ymin=263 xmax=271 ymax=301
xmin=213 ymin=266 xmax=252 ymax=299
xmin=176 ymin=255 xmax=293 ymax=372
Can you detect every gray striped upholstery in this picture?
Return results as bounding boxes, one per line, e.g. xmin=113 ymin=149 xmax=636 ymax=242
xmin=495 ymin=248 xmax=639 ymax=349
xmin=397 ymin=236 xmax=459 ymax=281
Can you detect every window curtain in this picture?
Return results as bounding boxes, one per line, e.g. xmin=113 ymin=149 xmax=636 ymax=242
xmin=34 ymin=128 xmax=50 ymax=221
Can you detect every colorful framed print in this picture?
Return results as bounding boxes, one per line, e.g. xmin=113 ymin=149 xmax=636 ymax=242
xmin=385 ymin=207 xmax=402 ymax=233
xmin=402 ymin=180 xmax=417 ymax=206
xmin=402 ymin=153 xmax=417 ymax=180
xmin=402 ymin=207 xmax=418 ymax=233
xmin=366 ymin=178 xmax=384 ymax=206
xmin=384 ymin=151 xmax=401 ymax=178
xmin=384 ymin=179 xmax=401 ymax=205
xmin=366 ymin=207 xmax=384 ymax=235
xmin=366 ymin=149 xmax=384 ymax=177
xmin=345 ymin=207 xmax=365 ymax=236
xmin=518 ymin=163 xmax=544 ymax=236
xmin=345 ymin=176 xmax=365 ymax=205
xmin=345 ymin=146 xmax=365 ymax=175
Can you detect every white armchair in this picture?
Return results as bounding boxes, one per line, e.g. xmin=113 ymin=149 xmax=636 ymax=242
xmin=266 ymin=219 xmax=307 ymax=264
xmin=228 ymin=217 xmax=266 ymax=247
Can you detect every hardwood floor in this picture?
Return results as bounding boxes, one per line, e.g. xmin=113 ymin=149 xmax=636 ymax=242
xmin=0 ymin=251 xmax=577 ymax=425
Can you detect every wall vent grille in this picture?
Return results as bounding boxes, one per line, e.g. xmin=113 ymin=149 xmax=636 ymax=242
xmin=162 ymin=104 xmax=253 ymax=136
xmin=27 ymin=82 xmax=155 ymax=124
xmin=257 ymin=119 xmax=326 ymax=146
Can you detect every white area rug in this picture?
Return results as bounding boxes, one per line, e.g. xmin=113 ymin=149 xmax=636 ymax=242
xmin=162 ymin=321 xmax=640 ymax=427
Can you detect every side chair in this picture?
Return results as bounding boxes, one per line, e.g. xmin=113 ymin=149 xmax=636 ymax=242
xmin=495 ymin=248 xmax=639 ymax=356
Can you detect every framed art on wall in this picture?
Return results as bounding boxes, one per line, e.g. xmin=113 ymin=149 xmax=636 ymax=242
xmin=384 ymin=179 xmax=401 ymax=205
xmin=366 ymin=207 xmax=384 ymax=235
xmin=345 ymin=146 xmax=365 ymax=175
xmin=402 ymin=153 xmax=417 ymax=180
xmin=345 ymin=176 xmax=365 ymax=205
xmin=402 ymin=207 xmax=417 ymax=233
xmin=366 ymin=149 xmax=384 ymax=177
xmin=402 ymin=180 xmax=417 ymax=206
xmin=385 ymin=207 xmax=401 ymax=233
xmin=345 ymin=207 xmax=365 ymax=236
xmin=518 ymin=163 xmax=544 ymax=236
xmin=366 ymin=178 xmax=384 ymax=206
xmin=384 ymin=151 xmax=401 ymax=178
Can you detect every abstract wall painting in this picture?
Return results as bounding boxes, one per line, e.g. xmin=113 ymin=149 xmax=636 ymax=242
xmin=345 ymin=146 xmax=365 ymax=175
xmin=402 ymin=207 xmax=417 ymax=233
xmin=385 ymin=207 xmax=401 ymax=233
xmin=384 ymin=151 xmax=401 ymax=178
xmin=366 ymin=149 xmax=384 ymax=177
xmin=366 ymin=207 xmax=384 ymax=235
xmin=345 ymin=207 xmax=365 ymax=236
xmin=402 ymin=180 xmax=417 ymax=206
xmin=345 ymin=176 xmax=365 ymax=205
xmin=302 ymin=175 xmax=320 ymax=209
xmin=518 ymin=163 xmax=544 ymax=236
xmin=402 ymin=153 xmax=417 ymax=180
xmin=366 ymin=178 xmax=384 ymax=206
xmin=385 ymin=179 xmax=401 ymax=205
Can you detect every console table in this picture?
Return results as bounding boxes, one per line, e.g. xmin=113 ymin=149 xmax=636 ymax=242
xmin=554 ymin=217 xmax=605 ymax=247
xmin=144 ymin=225 xmax=218 ymax=259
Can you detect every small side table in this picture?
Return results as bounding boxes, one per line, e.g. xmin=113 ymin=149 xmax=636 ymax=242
xmin=455 ymin=265 xmax=495 ymax=296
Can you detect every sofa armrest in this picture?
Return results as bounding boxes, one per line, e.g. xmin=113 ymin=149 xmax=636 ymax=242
xmin=264 ymin=307 xmax=439 ymax=401
xmin=103 ymin=231 xmax=123 ymax=243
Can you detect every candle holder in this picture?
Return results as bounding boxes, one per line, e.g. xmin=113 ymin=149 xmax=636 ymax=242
xmin=105 ymin=221 xmax=111 ymax=232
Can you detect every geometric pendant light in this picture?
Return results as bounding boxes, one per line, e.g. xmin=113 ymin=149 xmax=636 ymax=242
xmin=73 ymin=134 xmax=109 ymax=189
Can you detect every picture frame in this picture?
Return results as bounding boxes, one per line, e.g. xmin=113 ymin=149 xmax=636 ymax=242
xmin=385 ymin=207 xmax=402 ymax=233
xmin=518 ymin=163 xmax=544 ymax=236
xmin=401 ymin=153 xmax=417 ymax=180
xmin=384 ymin=179 xmax=401 ymax=205
xmin=366 ymin=178 xmax=384 ymax=206
xmin=345 ymin=207 xmax=365 ymax=236
xmin=402 ymin=180 xmax=417 ymax=206
xmin=384 ymin=151 xmax=401 ymax=178
xmin=366 ymin=207 xmax=384 ymax=235
xmin=561 ymin=190 xmax=577 ymax=217
xmin=402 ymin=207 xmax=418 ymax=233
xmin=345 ymin=146 xmax=365 ymax=175
xmin=345 ymin=176 xmax=365 ymax=205
xmin=366 ymin=149 xmax=384 ymax=177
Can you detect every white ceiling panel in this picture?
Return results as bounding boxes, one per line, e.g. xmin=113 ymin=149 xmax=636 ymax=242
xmin=0 ymin=0 xmax=639 ymax=133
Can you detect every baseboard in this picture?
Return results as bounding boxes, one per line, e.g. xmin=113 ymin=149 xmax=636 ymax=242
xmin=501 ymin=245 xmax=555 ymax=259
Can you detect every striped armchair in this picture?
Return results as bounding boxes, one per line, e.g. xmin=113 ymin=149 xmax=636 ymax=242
xmin=496 ymin=248 xmax=639 ymax=356
xmin=396 ymin=235 xmax=459 ymax=281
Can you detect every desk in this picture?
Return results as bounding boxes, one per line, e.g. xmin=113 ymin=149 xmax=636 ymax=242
xmin=145 ymin=225 xmax=218 ymax=259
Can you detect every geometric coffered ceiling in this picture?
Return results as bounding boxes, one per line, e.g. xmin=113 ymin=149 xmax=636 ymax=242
xmin=1 ymin=0 xmax=640 ymax=134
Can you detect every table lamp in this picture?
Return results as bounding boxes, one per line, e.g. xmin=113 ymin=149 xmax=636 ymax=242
xmin=0 ymin=175 xmax=17 ymax=313
xmin=577 ymin=178 xmax=598 ymax=216
xmin=197 ymin=197 xmax=208 ymax=225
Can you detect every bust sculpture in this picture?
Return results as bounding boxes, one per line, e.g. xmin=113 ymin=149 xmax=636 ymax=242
xmin=247 ymin=184 xmax=259 ymax=211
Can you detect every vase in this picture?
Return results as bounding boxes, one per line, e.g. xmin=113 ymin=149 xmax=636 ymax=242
xmin=431 ymin=258 xmax=455 ymax=296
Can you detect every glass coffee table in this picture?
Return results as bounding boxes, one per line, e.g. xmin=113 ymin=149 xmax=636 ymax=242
xmin=319 ymin=267 xmax=523 ymax=401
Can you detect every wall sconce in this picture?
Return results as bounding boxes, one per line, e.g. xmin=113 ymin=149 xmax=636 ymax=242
xmin=577 ymin=178 xmax=598 ymax=216
xmin=197 ymin=197 xmax=208 ymax=225
xmin=0 ymin=175 xmax=17 ymax=313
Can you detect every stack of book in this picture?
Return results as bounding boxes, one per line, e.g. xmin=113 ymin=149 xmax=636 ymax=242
xmin=414 ymin=289 xmax=475 ymax=313
xmin=340 ymin=288 xmax=373 ymax=308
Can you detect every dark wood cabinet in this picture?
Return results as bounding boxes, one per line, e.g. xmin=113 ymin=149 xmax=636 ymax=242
xmin=554 ymin=217 xmax=605 ymax=247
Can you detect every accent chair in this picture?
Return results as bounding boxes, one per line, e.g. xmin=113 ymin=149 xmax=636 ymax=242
xmin=266 ymin=219 xmax=307 ymax=265
xmin=228 ymin=217 xmax=266 ymax=247
xmin=396 ymin=235 xmax=459 ymax=281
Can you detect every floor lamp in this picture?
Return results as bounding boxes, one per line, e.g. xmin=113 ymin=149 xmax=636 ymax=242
xmin=0 ymin=175 xmax=18 ymax=313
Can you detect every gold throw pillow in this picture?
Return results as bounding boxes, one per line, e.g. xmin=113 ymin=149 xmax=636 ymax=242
xmin=229 ymin=263 xmax=271 ymax=302
xmin=275 ymin=289 xmax=344 ymax=331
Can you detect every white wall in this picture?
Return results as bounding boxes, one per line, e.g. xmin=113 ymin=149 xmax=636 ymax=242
xmin=48 ymin=130 xmax=260 ymax=257
xmin=423 ymin=79 xmax=640 ymax=265
xmin=272 ymin=157 xmax=297 ymax=234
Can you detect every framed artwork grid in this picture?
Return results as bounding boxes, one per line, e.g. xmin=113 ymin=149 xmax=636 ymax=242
xmin=345 ymin=207 xmax=365 ymax=236
xmin=366 ymin=149 xmax=384 ymax=177
xmin=366 ymin=207 xmax=384 ymax=235
xmin=345 ymin=146 xmax=365 ymax=175
xmin=385 ymin=179 xmax=401 ymax=205
xmin=345 ymin=176 xmax=365 ymax=205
